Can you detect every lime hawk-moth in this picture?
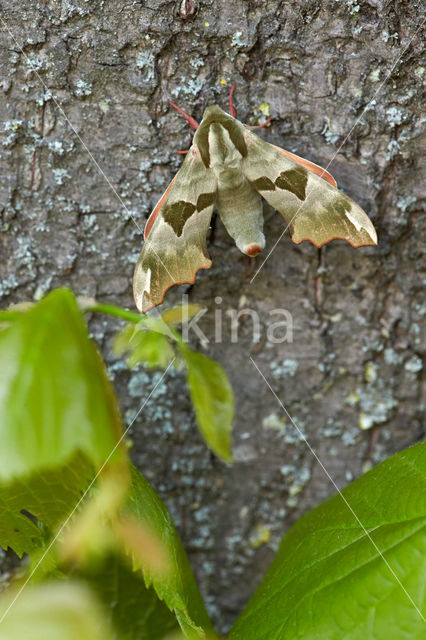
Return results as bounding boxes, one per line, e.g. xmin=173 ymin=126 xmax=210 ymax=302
xmin=133 ymin=89 xmax=377 ymax=313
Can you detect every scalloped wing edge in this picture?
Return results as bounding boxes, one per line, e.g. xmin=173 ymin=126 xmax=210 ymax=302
xmin=134 ymin=262 xmax=212 ymax=313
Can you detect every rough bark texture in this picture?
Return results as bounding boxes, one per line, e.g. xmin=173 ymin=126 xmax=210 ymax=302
xmin=0 ymin=0 xmax=425 ymax=632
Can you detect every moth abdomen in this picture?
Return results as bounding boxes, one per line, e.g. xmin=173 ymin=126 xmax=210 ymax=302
xmin=245 ymin=243 xmax=263 ymax=256
xmin=216 ymin=170 xmax=265 ymax=256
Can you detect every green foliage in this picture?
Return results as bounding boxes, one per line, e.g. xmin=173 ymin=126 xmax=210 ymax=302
xmin=160 ymin=304 xmax=203 ymax=326
xmin=0 ymin=288 xmax=424 ymax=640
xmin=229 ymin=441 xmax=426 ymax=640
xmin=82 ymin=554 xmax=179 ymax=640
xmin=0 ymin=581 xmax=115 ymax=640
xmin=114 ymin=324 xmax=175 ymax=369
xmin=113 ymin=305 xmax=234 ymax=462
xmin=126 ymin=466 xmax=214 ymax=637
xmin=0 ymin=452 xmax=93 ymax=559
xmin=0 ymin=290 xmax=214 ymax=639
xmin=182 ymin=349 xmax=234 ymax=462
xmin=0 ymin=289 xmax=124 ymax=480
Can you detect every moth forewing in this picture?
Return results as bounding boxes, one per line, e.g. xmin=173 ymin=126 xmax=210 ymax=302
xmin=133 ymin=144 xmax=217 ymax=313
xmin=243 ymin=128 xmax=377 ymax=248
xmin=134 ymin=205 xmax=214 ymax=313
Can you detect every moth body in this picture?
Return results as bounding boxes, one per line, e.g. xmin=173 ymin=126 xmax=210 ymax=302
xmin=133 ymin=103 xmax=377 ymax=313
xmin=207 ymin=122 xmax=241 ymax=170
xmin=216 ymin=168 xmax=265 ymax=256
xmin=199 ymin=119 xmax=265 ymax=256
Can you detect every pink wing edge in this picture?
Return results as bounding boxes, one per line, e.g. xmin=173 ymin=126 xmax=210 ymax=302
xmin=271 ymin=144 xmax=337 ymax=188
xmin=139 ymin=174 xmax=212 ymax=313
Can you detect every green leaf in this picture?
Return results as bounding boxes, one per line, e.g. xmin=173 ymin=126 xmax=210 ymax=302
xmin=0 ymin=288 xmax=124 ymax=481
xmin=1 ymin=460 xmax=209 ymax=638
xmin=125 ymin=465 xmax=215 ymax=639
xmin=0 ymin=452 xmax=93 ymax=558
xmin=0 ymin=580 xmax=115 ymax=640
xmin=114 ymin=324 xmax=175 ymax=369
xmin=82 ymin=553 xmax=179 ymax=640
xmin=230 ymin=442 xmax=426 ymax=640
xmin=161 ymin=304 xmax=203 ymax=326
xmin=182 ymin=350 xmax=234 ymax=462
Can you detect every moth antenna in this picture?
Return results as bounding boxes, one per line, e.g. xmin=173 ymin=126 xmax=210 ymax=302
xmin=169 ymin=102 xmax=199 ymax=130
xmin=228 ymin=84 xmax=237 ymax=117
xmin=247 ymin=117 xmax=272 ymax=130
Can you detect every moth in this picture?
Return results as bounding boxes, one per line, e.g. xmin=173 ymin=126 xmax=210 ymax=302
xmin=133 ymin=88 xmax=377 ymax=313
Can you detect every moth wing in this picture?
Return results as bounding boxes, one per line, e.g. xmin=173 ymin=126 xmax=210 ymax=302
xmin=270 ymin=145 xmax=337 ymax=188
xmin=133 ymin=146 xmax=217 ymax=313
xmin=242 ymin=131 xmax=377 ymax=248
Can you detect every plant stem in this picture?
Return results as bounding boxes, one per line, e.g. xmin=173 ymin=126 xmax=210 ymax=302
xmin=85 ymin=303 xmax=144 ymax=324
xmin=86 ymin=303 xmax=184 ymax=346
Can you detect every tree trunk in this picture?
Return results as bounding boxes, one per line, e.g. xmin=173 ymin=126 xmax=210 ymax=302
xmin=0 ymin=0 xmax=424 ymax=632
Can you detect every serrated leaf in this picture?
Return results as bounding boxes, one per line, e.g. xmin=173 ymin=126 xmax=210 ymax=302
xmin=82 ymin=553 xmax=179 ymax=640
xmin=125 ymin=465 xmax=215 ymax=639
xmin=0 ymin=288 xmax=124 ymax=481
xmin=113 ymin=324 xmax=175 ymax=369
xmin=230 ymin=441 xmax=426 ymax=640
xmin=60 ymin=469 xmax=171 ymax=581
xmin=0 ymin=581 xmax=114 ymax=640
xmin=0 ymin=452 xmax=94 ymax=558
xmin=61 ymin=465 xmax=214 ymax=639
xmin=182 ymin=350 xmax=233 ymax=462
xmin=59 ymin=467 xmax=132 ymax=570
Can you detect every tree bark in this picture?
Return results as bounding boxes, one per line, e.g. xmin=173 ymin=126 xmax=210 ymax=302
xmin=0 ymin=0 xmax=424 ymax=631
